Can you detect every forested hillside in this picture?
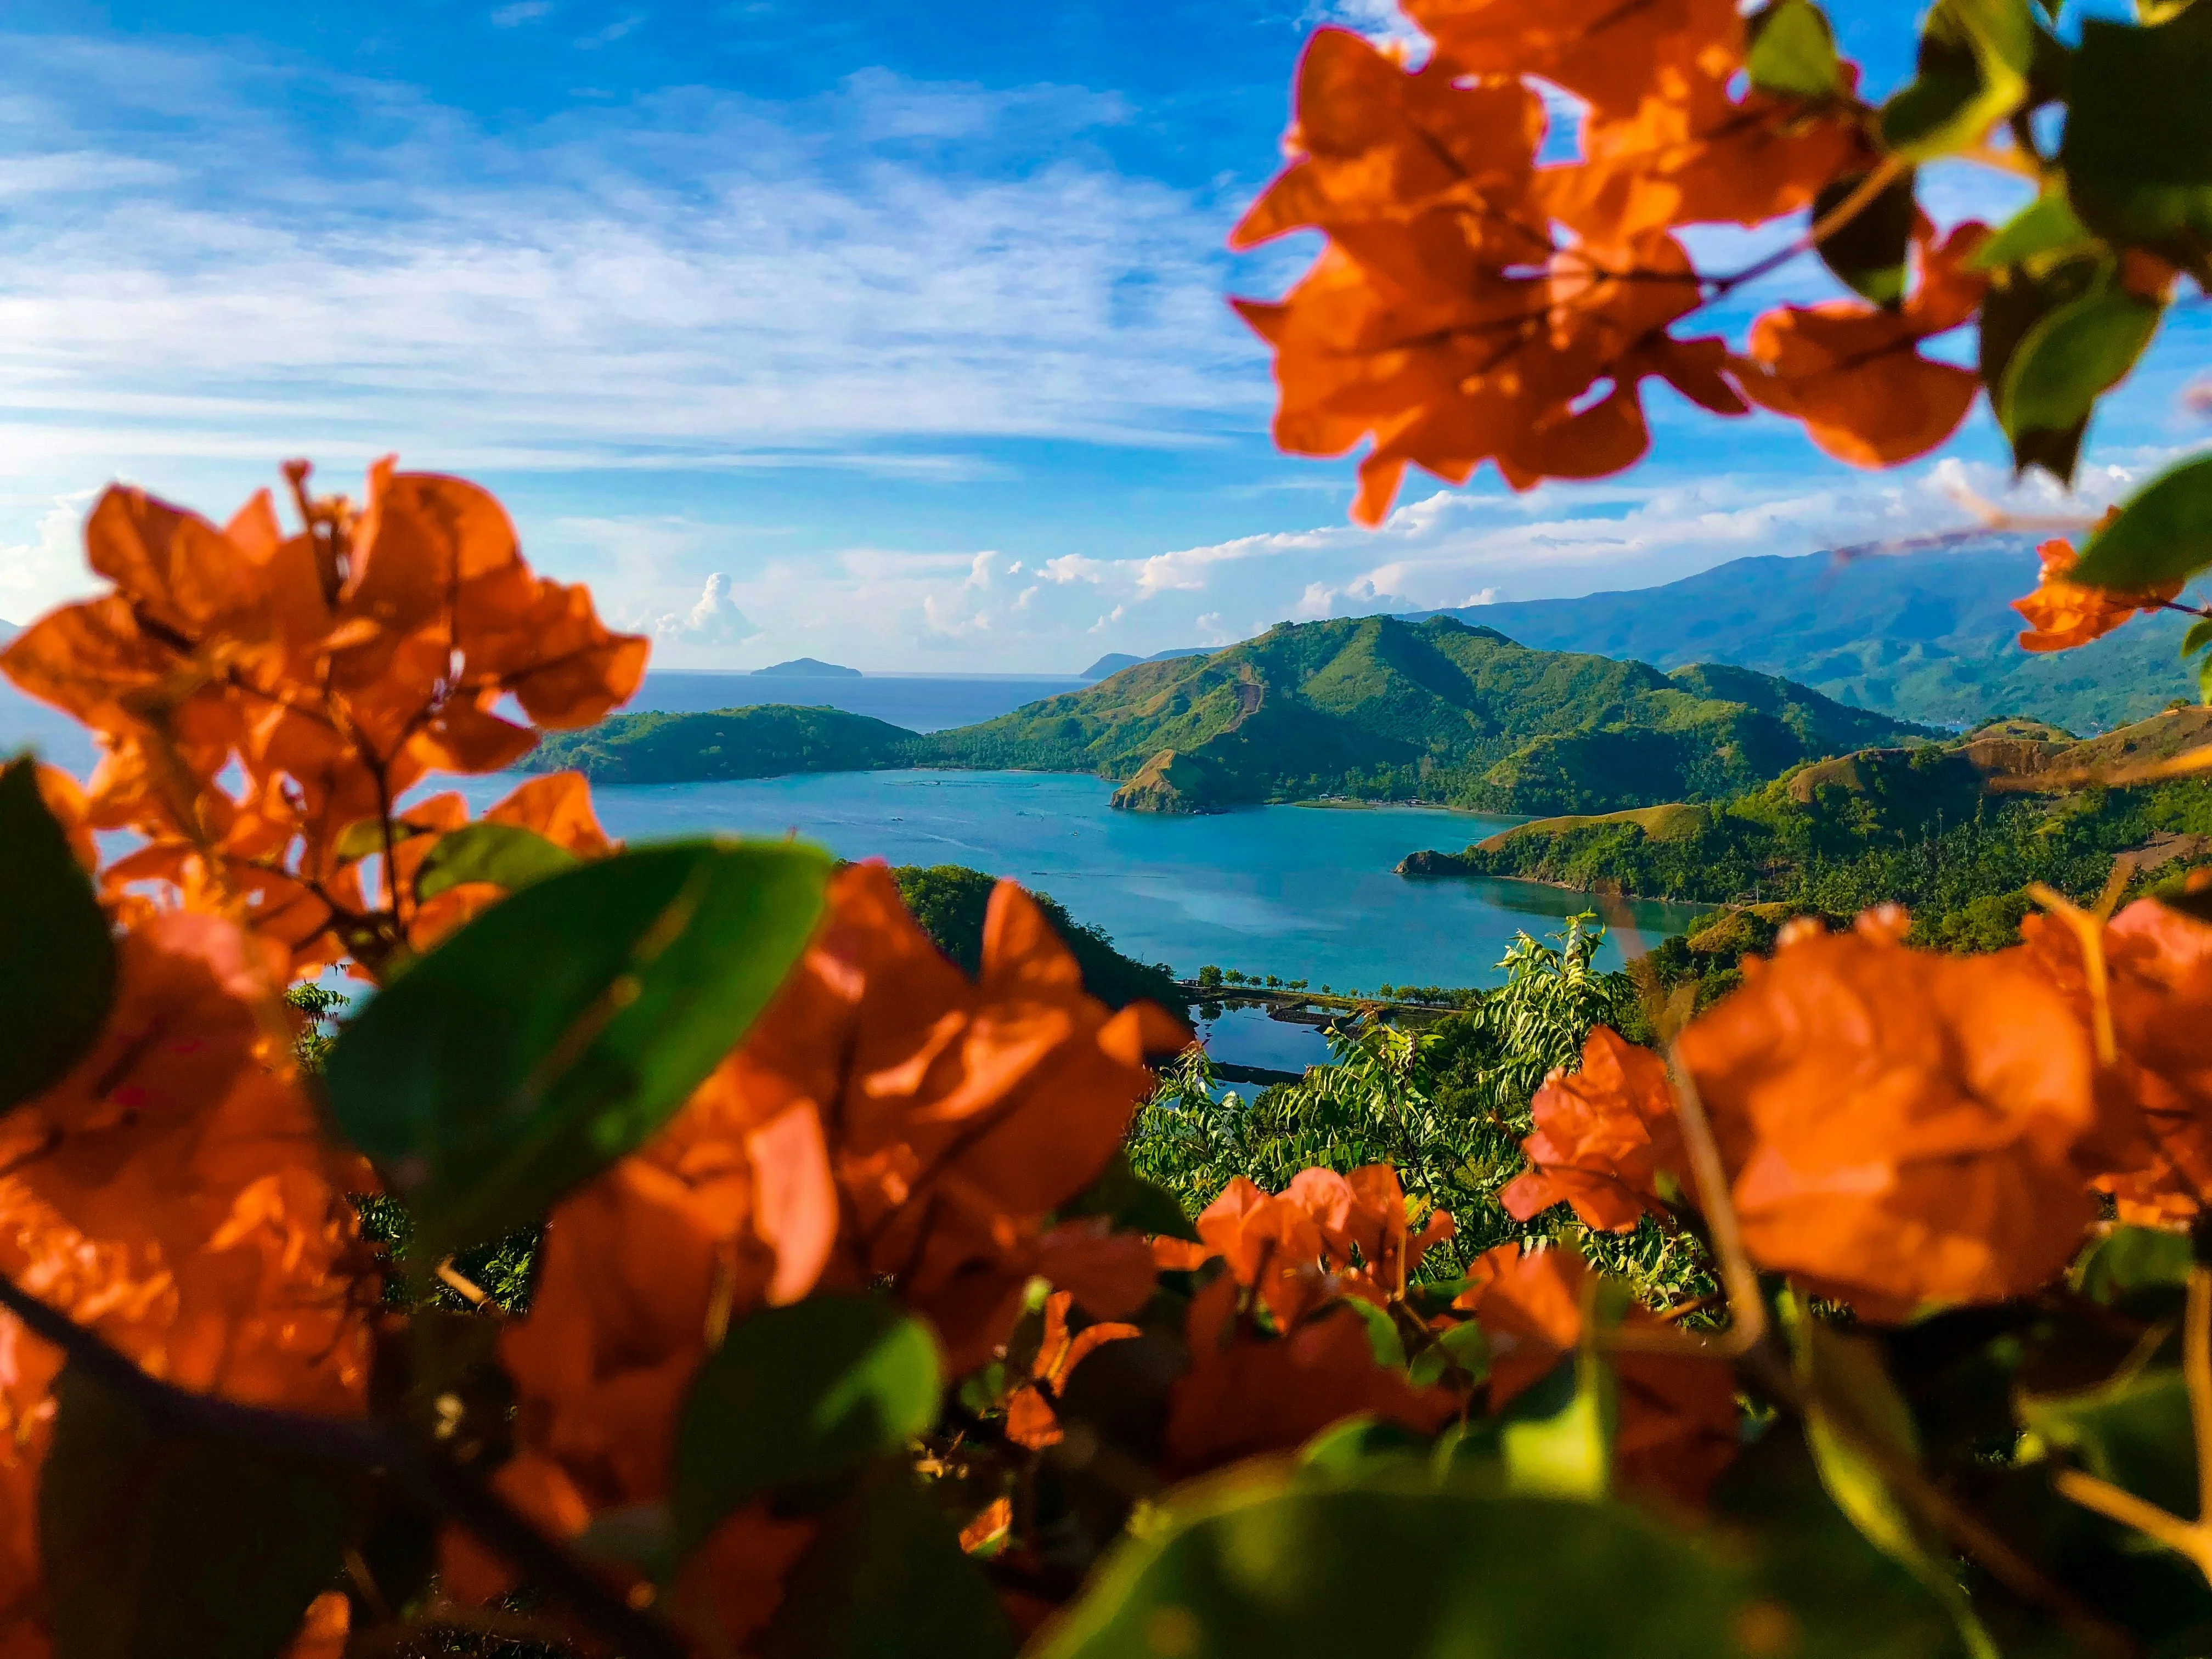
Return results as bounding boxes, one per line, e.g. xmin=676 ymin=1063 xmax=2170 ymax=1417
xmin=1414 ymin=540 xmax=2203 ymax=731
xmin=935 ymin=614 xmax=1928 ymax=812
xmin=1404 ymin=710 xmax=2212 ymax=949
xmin=528 ymin=703 xmax=919 ymax=783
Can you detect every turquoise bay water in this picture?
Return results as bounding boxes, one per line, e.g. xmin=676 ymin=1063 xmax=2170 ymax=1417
xmin=453 ymin=768 xmax=1707 ymax=991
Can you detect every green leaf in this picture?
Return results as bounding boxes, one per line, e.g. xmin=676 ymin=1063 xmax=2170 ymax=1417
xmin=332 ymin=817 xmax=428 ymax=864
xmin=0 ymin=757 xmax=116 ymax=1111
xmin=1748 ymin=0 xmax=1844 ymax=101
xmin=757 ymin=1462 xmax=1015 ymax=1659
xmin=1996 ymin=269 xmax=2163 ymax=482
xmin=2022 ymin=1365 xmax=2197 ymax=1520
xmin=1059 ymin=1150 xmax=1200 ymax=1243
xmin=38 ymin=1366 xmax=351 ymax=1659
xmin=413 ymin=822 xmax=581 ymax=904
xmin=326 ymin=839 xmax=830 ymax=1263
xmin=1790 ymin=1307 xmax=1999 ymax=1659
xmin=2072 ymin=452 xmax=2212 ymax=591
xmin=1880 ymin=0 xmax=2036 ymax=162
xmin=1408 ymin=1317 xmax=1490 ymax=1389
xmin=2062 ymin=3 xmax=2212 ymax=278
xmin=1813 ymin=168 xmax=1920 ymax=306
xmin=1297 ymin=1413 xmax=1429 ymax=1479
xmin=673 ymin=1296 xmax=941 ymax=1555
xmin=1500 ymin=1352 xmax=1616 ymax=1500
xmin=2183 ymin=618 xmax=2212 ymax=659
xmin=1339 ymin=1298 xmax=1408 ymax=1369
xmin=1034 ymin=1471 xmax=1790 ymax=1659
xmin=2073 ymin=1224 xmax=2196 ymax=1304
xmin=1970 ymin=190 xmax=2100 ymax=273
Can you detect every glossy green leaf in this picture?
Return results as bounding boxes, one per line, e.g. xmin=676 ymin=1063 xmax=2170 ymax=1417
xmin=2183 ymin=618 xmax=2212 ymax=659
xmin=2072 ymin=453 xmax=2212 ymax=591
xmin=1060 ymin=1150 xmax=1200 ymax=1243
xmin=38 ymin=1366 xmax=351 ymax=1659
xmin=1298 ymin=1413 xmax=1429 ymax=1479
xmin=2023 ymin=1365 xmax=2196 ymax=1520
xmin=0 ymin=756 xmax=116 ymax=1110
xmin=757 ymin=1462 xmax=1015 ymax=1659
xmin=673 ymin=1296 xmax=941 ymax=1555
xmin=1880 ymin=0 xmax=2036 ymax=162
xmin=1814 ymin=169 xmax=1920 ymax=306
xmin=413 ymin=821 xmax=581 ymax=903
xmin=2074 ymin=1224 xmax=2196 ymax=1304
xmin=1996 ymin=272 xmax=2163 ymax=482
xmin=1036 ymin=1470 xmax=1788 ymax=1659
xmin=326 ymin=838 xmax=830 ymax=1263
xmin=1970 ymin=190 xmax=2099 ymax=272
xmin=2062 ymin=4 xmax=2212 ymax=276
xmin=1748 ymin=0 xmax=1844 ymax=100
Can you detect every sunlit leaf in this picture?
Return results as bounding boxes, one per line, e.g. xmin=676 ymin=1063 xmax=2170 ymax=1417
xmin=1996 ymin=269 xmax=2163 ymax=481
xmin=2072 ymin=453 xmax=2212 ymax=590
xmin=1501 ymin=1353 xmax=1616 ymax=1500
xmin=326 ymin=839 xmax=830 ymax=1263
xmin=413 ymin=821 xmax=581 ymax=903
xmin=1748 ymin=0 xmax=1844 ymax=101
xmin=1880 ymin=0 xmax=2036 ymax=162
xmin=0 ymin=757 xmax=115 ymax=1110
xmin=1970 ymin=191 xmax=2100 ymax=273
xmin=38 ymin=1366 xmax=351 ymax=1659
xmin=673 ymin=1296 xmax=941 ymax=1555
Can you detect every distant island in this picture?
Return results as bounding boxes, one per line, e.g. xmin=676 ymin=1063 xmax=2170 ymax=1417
xmin=752 ymin=658 xmax=860 ymax=678
xmin=532 ymin=614 xmax=1930 ymax=815
xmin=1081 ymin=646 xmax=1211 ymax=680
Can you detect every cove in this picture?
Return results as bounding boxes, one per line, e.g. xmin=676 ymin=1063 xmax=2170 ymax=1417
xmin=451 ymin=766 xmax=1711 ymax=994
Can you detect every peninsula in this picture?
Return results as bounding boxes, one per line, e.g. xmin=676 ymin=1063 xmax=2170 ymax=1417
xmin=529 ymin=614 xmax=1932 ymax=815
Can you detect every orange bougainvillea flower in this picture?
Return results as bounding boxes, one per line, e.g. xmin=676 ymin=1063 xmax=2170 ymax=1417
xmin=2013 ymin=534 xmax=2182 ymax=653
xmin=1005 ymin=1289 xmax=1141 ymax=1450
xmin=1502 ymin=1026 xmax=1684 ymax=1233
xmin=1731 ymin=221 xmax=1993 ymax=469
xmin=1402 ymin=0 xmax=1742 ymax=118
xmin=1164 ymin=1273 xmax=1457 ymax=1475
xmin=1675 ymin=922 xmax=2106 ymax=1319
xmin=0 ymin=459 xmax=646 ymax=978
xmin=2019 ymin=899 xmax=2212 ymax=1227
xmin=0 ymin=912 xmax=376 ymax=1659
xmin=1282 ymin=1164 xmax=1455 ymax=1301
xmin=1449 ymin=1243 xmax=1737 ymax=1505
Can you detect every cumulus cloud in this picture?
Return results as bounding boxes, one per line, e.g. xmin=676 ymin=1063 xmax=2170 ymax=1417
xmin=0 ymin=492 xmax=96 ymax=620
xmin=652 ymin=572 xmax=760 ymax=645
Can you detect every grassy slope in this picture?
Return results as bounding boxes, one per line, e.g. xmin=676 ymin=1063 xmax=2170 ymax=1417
xmin=932 ymin=615 xmax=1928 ymax=812
xmin=1407 ymin=710 xmax=2212 ymax=943
xmin=889 ymin=864 xmax=1186 ymax=1012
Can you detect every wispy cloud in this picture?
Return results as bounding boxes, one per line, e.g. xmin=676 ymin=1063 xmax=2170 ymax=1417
xmin=489 ymin=2 xmax=554 ymax=25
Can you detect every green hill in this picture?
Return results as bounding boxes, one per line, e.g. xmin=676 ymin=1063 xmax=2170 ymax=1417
xmin=889 ymin=864 xmax=1184 ymax=1012
xmin=1412 ymin=538 xmax=2205 ymax=732
xmin=528 ymin=704 xmax=918 ymax=784
xmin=1400 ymin=709 xmax=2212 ymax=950
xmin=929 ymin=616 xmax=1930 ymax=814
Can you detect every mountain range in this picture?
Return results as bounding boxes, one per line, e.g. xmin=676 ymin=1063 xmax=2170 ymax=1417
xmin=1080 ymin=646 xmax=1213 ymax=680
xmin=538 ymin=613 xmax=1929 ymax=815
xmin=1408 ymin=537 xmax=2199 ymax=732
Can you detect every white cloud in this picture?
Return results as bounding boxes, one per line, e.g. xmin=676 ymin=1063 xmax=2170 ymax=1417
xmin=0 ymin=36 xmax=1263 ymax=500
xmin=489 ymin=2 xmax=553 ymax=25
xmin=0 ymin=492 xmax=96 ymax=621
xmin=576 ymin=11 xmax=645 ymax=48
xmin=652 ymin=572 xmax=759 ymax=645
xmin=1042 ymin=554 xmax=1106 ymax=584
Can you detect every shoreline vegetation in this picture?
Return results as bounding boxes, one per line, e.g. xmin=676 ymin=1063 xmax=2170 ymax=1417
xmin=530 ymin=613 xmax=1927 ymax=817
xmin=1398 ymin=709 xmax=2212 ymax=953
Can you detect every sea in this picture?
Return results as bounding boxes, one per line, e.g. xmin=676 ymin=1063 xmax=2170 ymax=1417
xmin=0 ymin=669 xmax=1708 ymax=1070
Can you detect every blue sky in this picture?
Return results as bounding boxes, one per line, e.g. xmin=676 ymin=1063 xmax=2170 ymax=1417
xmin=0 ymin=0 xmax=2205 ymax=670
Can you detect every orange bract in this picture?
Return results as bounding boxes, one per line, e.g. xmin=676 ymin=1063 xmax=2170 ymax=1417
xmin=1677 ymin=921 xmax=2104 ymax=1319
xmin=0 ymin=460 xmax=643 ymax=978
xmin=1502 ymin=1025 xmax=1684 ymax=1233
xmin=2013 ymin=534 xmax=2181 ymax=653
xmin=1731 ymin=221 xmax=1991 ymax=468
xmin=1005 ymin=1289 xmax=1141 ymax=1450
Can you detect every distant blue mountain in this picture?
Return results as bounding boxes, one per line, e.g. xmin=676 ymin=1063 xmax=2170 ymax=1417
xmin=1407 ymin=538 xmax=2197 ymax=733
xmin=752 ymin=657 xmax=860 ymax=678
xmin=1081 ymin=646 xmax=1212 ymax=680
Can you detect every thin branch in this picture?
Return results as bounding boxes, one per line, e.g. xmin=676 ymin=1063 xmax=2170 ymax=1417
xmin=0 ymin=1269 xmax=685 ymax=1659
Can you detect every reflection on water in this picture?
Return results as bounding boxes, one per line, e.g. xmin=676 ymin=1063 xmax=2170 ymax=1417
xmin=1193 ymin=1002 xmax=1341 ymax=1074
